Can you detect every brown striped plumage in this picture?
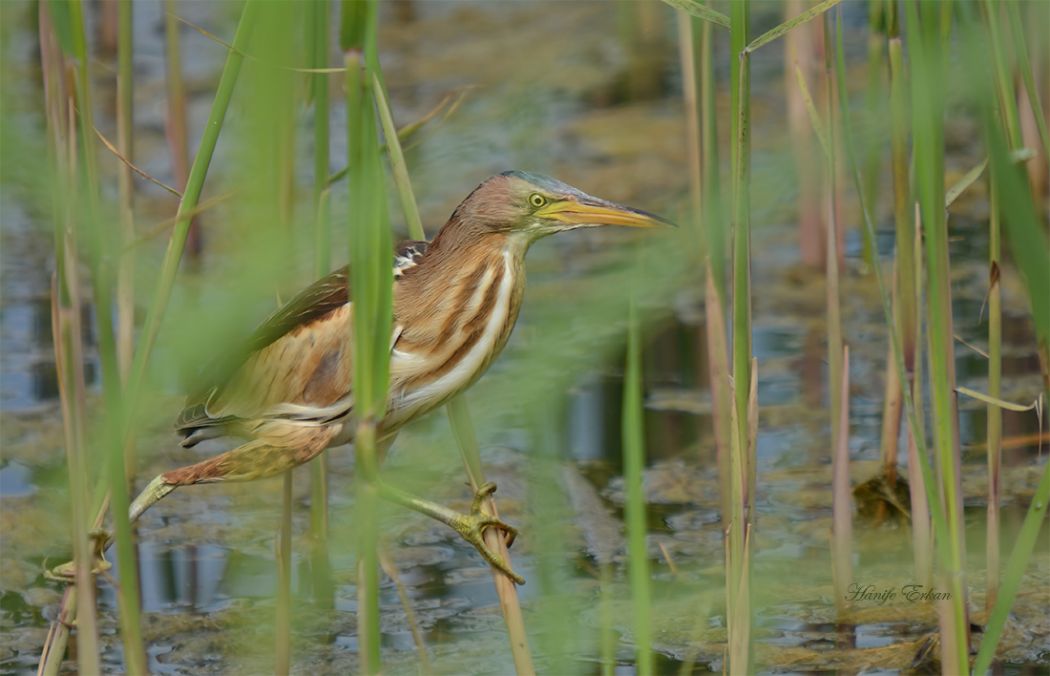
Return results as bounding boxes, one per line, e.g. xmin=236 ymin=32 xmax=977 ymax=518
xmin=122 ymin=171 xmax=670 ymax=583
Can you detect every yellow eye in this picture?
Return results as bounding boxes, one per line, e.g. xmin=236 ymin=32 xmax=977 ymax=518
xmin=528 ymin=193 xmax=547 ymax=208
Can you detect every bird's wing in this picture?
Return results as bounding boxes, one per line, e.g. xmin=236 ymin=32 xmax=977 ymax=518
xmin=175 ymin=240 xmax=428 ymax=443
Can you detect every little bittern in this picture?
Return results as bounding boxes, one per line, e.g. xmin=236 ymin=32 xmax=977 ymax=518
xmin=119 ymin=171 xmax=669 ymax=583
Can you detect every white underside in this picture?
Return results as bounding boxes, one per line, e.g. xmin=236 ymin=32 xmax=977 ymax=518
xmin=390 ymin=250 xmax=514 ymax=418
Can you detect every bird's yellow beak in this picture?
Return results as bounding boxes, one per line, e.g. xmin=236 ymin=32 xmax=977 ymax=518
xmin=536 ymin=198 xmax=674 ymax=229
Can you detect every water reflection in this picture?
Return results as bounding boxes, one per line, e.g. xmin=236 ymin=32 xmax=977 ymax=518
xmin=102 ymin=542 xmax=232 ymax=614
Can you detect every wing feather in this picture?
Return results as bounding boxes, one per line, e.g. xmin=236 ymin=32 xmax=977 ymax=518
xmin=175 ymin=241 xmax=428 ymax=444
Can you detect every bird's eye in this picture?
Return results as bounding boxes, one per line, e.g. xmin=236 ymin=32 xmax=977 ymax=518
xmin=528 ymin=193 xmax=547 ymax=208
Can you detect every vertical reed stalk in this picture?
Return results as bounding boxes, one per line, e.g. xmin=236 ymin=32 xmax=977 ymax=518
xmin=126 ymin=0 xmax=258 ymax=409
xmin=39 ymin=5 xmax=101 ymax=668
xmin=907 ymin=216 xmax=932 ymax=585
xmin=957 ymin=4 xmax=1050 ymax=665
xmin=831 ymin=346 xmax=852 ymax=611
xmin=677 ymin=8 xmax=731 ymax=527
xmin=985 ymin=175 xmax=1002 ymax=616
xmin=983 ymin=4 xmax=1023 ymax=617
xmin=1005 ymin=2 xmax=1050 ymax=160
xmin=275 ymin=472 xmax=293 ymax=674
xmin=598 ymin=563 xmax=615 ymax=676
xmin=623 ymin=293 xmax=652 ymax=675
xmin=38 ymin=4 xmax=258 ymax=671
xmin=880 ymin=3 xmax=914 ymax=488
xmin=116 ymin=0 xmax=134 ymax=385
xmin=373 ymin=54 xmax=534 ymax=672
xmin=903 ymin=3 xmax=969 ymax=670
xmin=823 ymin=10 xmax=843 ymax=488
xmin=823 ymin=11 xmax=849 ymax=612
xmin=859 ymin=0 xmax=884 ymax=271
xmin=446 ymin=398 xmax=535 ymax=675
xmin=343 ymin=2 xmax=389 ymax=667
xmin=833 ymin=5 xmax=954 ymax=628
xmin=308 ymin=0 xmax=334 ymax=611
xmin=162 ymin=0 xmax=200 ymax=257
xmin=698 ymin=8 xmax=733 ymax=532
xmin=68 ymin=0 xmax=148 ymax=668
xmin=728 ymin=1 xmax=753 ymax=670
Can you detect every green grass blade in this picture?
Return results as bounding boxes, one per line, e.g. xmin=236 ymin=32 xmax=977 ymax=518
xmin=623 ymin=292 xmax=652 ymax=675
xmin=972 ymin=460 xmax=1050 ymax=673
xmin=372 ymin=71 xmax=424 ymax=241
xmin=745 ymin=0 xmax=842 ymax=53
xmin=659 ymin=0 xmax=729 ymax=29
xmin=944 ymin=157 xmax=988 ymax=208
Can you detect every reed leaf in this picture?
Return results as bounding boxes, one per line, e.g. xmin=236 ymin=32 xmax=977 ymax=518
xmin=744 ymin=0 xmax=842 ymax=54
xmin=944 ymin=157 xmax=988 ymax=208
xmin=659 ymin=0 xmax=729 ymax=30
xmin=972 ymin=460 xmax=1050 ymax=674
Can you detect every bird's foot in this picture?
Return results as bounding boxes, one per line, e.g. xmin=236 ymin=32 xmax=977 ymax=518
xmin=450 ymin=482 xmax=524 ymax=585
xmin=46 ymin=530 xmax=113 ymax=582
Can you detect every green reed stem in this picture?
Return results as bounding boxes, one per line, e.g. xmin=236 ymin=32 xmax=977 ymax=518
xmin=598 ymin=563 xmax=615 ymax=676
xmin=446 ymin=397 xmax=535 ymax=674
xmin=368 ymin=26 xmax=534 ymax=668
xmin=986 ymin=172 xmax=1003 ymax=616
xmin=831 ymin=344 xmax=852 ymax=611
xmin=36 ymin=7 xmax=97 ymax=671
xmin=694 ymin=6 xmax=733 ymax=530
xmin=728 ymin=1 xmax=753 ymax=671
xmin=276 ymin=472 xmax=293 ymax=674
xmin=698 ymin=14 xmax=724 ymax=295
xmin=69 ymin=0 xmax=147 ymax=669
xmin=823 ymin=10 xmax=850 ymax=613
xmin=973 ymin=460 xmax=1050 ymax=674
xmin=881 ymin=3 xmax=916 ymax=483
xmin=959 ymin=2 xmax=1050 ymax=662
xmin=982 ymin=0 xmax=1023 ymax=150
xmin=308 ymin=0 xmax=334 ymax=611
xmin=126 ymin=0 xmax=258 ymax=412
xmin=907 ymin=218 xmax=932 ymax=586
xmin=1005 ymin=2 xmax=1050 ymax=160
xmin=835 ymin=0 xmax=952 ymax=577
xmin=823 ymin=10 xmax=843 ymax=483
xmin=905 ymin=5 xmax=969 ymax=669
xmin=677 ymin=8 xmax=731 ymax=529
xmin=344 ymin=1 xmax=388 ymax=666
xmin=623 ymin=292 xmax=652 ymax=676
xmin=40 ymin=5 xmax=257 ymax=669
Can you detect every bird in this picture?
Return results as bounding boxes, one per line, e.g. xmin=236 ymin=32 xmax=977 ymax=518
xmin=115 ymin=171 xmax=670 ymax=584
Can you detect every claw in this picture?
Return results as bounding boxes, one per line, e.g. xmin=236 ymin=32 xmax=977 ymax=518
xmin=471 ymin=481 xmax=498 ymax=513
xmin=451 ymin=483 xmax=525 ymax=584
xmin=45 ymin=530 xmax=113 ymax=582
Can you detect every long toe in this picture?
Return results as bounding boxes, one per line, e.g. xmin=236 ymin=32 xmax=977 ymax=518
xmin=452 ymin=513 xmax=525 ymax=584
xmin=46 ymin=533 xmax=113 ymax=582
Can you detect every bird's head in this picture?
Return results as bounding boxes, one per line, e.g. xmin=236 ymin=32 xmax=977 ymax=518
xmin=445 ymin=171 xmax=674 ymax=245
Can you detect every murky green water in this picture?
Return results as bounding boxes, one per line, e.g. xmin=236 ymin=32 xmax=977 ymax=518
xmin=1 ymin=1 xmax=1048 ymax=674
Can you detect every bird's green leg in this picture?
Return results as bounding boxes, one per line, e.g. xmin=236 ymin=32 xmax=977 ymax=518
xmin=373 ymin=478 xmax=524 ymax=585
